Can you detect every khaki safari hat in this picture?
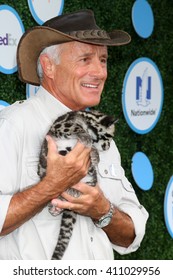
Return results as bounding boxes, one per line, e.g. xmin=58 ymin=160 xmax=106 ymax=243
xmin=17 ymin=9 xmax=131 ymax=86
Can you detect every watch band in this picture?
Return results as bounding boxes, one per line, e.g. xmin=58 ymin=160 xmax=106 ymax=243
xmin=94 ymin=202 xmax=114 ymax=228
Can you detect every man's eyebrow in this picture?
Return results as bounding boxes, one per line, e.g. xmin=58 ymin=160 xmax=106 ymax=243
xmin=102 ymin=53 xmax=108 ymax=58
xmin=78 ymin=52 xmax=108 ymax=58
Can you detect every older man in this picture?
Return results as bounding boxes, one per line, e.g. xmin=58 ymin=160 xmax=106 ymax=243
xmin=0 ymin=9 xmax=148 ymax=259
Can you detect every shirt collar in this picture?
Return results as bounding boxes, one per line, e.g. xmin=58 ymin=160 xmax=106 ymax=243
xmin=36 ymin=86 xmax=71 ymax=122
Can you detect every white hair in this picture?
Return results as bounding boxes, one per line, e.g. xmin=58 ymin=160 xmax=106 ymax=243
xmin=37 ymin=44 xmax=63 ymax=81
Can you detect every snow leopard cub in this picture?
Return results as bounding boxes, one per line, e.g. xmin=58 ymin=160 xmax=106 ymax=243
xmin=38 ymin=110 xmax=116 ymax=260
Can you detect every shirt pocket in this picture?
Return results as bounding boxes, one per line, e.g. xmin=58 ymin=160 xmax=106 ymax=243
xmin=26 ymin=156 xmax=40 ymax=184
xmin=98 ymin=161 xmax=135 ymax=193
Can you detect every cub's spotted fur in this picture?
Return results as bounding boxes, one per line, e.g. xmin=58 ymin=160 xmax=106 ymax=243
xmin=38 ymin=110 xmax=116 ymax=259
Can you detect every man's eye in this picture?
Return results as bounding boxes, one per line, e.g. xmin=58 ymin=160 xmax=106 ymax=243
xmin=81 ymin=57 xmax=89 ymax=62
xmin=101 ymin=58 xmax=107 ymax=64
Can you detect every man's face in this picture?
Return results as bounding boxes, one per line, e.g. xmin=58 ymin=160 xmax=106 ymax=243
xmin=51 ymin=41 xmax=108 ymax=110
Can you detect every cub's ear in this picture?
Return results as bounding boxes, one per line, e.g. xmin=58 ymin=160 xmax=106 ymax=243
xmin=107 ymin=111 xmax=123 ymax=126
xmin=100 ymin=115 xmax=117 ymax=127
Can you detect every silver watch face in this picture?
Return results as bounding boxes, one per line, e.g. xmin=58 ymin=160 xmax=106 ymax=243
xmin=94 ymin=202 xmax=114 ymax=228
xmin=97 ymin=216 xmax=112 ymax=228
xmin=101 ymin=217 xmax=111 ymax=227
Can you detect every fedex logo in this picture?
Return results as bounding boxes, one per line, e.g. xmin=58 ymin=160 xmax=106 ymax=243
xmin=0 ymin=33 xmax=17 ymax=46
xmin=0 ymin=5 xmax=25 ymax=74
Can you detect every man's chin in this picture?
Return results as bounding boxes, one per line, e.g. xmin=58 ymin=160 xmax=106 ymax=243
xmin=86 ymin=99 xmax=101 ymax=108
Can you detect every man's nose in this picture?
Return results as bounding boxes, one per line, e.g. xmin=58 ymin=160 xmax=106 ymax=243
xmin=89 ymin=58 xmax=107 ymax=79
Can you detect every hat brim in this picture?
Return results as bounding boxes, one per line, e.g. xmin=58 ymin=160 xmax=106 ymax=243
xmin=17 ymin=26 xmax=131 ymax=86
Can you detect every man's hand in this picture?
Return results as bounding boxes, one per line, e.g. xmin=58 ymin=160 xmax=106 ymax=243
xmin=45 ymin=136 xmax=92 ymax=198
xmin=51 ymin=182 xmax=110 ymax=219
xmin=51 ymin=182 xmax=135 ymax=248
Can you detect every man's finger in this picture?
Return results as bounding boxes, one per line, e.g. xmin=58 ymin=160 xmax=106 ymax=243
xmin=46 ymin=135 xmax=58 ymax=158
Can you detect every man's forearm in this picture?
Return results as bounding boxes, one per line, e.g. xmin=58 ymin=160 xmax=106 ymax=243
xmin=0 ymin=178 xmax=58 ymax=236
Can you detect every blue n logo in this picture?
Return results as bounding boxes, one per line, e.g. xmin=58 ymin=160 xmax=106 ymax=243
xmin=136 ymin=68 xmax=151 ymax=107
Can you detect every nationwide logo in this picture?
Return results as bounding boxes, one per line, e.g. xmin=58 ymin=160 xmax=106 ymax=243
xmin=136 ymin=68 xmax=151 ymax=107
xmin=130 ymin=67 xmax=156 ymax=118
xmin=131 ymin=109 xmax=156 ymax=117
xmin=0 ymin=5 xmax=24 ymax=74
xmin=122 ymin=57 xmax=163 ymax=134
xmin=27 ymin=0 xmax=64 ymax=25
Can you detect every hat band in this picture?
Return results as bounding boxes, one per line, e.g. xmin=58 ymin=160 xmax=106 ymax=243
xmin=66 ymin=29 xmax=110 ymax=40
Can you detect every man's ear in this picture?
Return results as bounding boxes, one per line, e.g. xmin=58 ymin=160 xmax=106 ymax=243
xmin=40 ymin=54 xmax=55 ymax=79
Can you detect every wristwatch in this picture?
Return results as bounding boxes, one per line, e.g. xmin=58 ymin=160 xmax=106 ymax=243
xmin=94 ymin=202 xmax=114 ymax=228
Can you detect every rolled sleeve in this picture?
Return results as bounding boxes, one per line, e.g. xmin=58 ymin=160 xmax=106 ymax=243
xmin=112 ymin=203 xmax=149 ymax=255
xmin=98 ymin=140 xmax=149 ymax=255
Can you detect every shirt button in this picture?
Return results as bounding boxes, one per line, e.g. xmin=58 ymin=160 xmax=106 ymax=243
xmin=104 ymin=169 xmax=108 ymax=174
xmin=90 ymin=237 xmax=93 ymax=242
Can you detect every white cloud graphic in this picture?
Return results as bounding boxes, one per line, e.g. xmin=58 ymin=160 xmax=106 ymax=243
xmin=28 ymin=0 xmax=64 ymax=25
xmin=0 ymin=5 xmax=24 ymax=74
